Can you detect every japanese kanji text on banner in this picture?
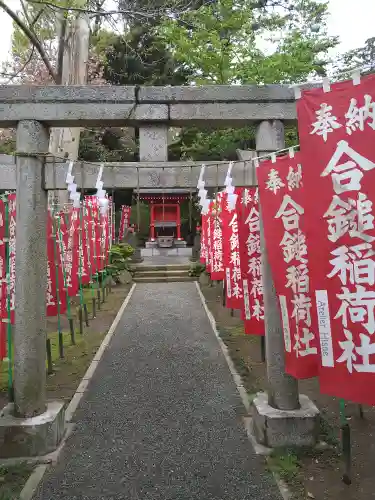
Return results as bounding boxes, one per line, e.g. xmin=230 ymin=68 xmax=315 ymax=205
xmin=297 ymin=73 xmax=375 ymax=404
xmin=238 ymin=187 xmax=264 ymax=335
xmin=257 ymin=153 xmax=318 ymax=377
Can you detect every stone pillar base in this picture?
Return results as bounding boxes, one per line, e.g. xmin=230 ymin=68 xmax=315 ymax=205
xmin=0 ymin=401 xmax=65 ymax=458
xmin=145 ymin=240 xmax=158 ymax=249
xmin=252 ymin=392 xmax=319 ymax=448
xmin=174 ymin=239 xmax=187 ymax=248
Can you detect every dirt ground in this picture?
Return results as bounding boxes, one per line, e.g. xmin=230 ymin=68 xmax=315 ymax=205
xmin=201 ymin=281 xmax=375 ymax=500
xmin=0 ymin=282 xmax=131 ymax=500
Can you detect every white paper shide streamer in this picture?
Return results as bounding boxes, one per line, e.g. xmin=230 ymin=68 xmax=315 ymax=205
xmin=95 ymin=164 xmax=109 ymax=215
xmin=225 ymin=161 xmax=237 ymax=211
xmin=66 ymin=160 xmax=81 ymax=208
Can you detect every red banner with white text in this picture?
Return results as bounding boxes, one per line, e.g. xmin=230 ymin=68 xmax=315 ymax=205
xmin=119 ymin=206 xmax=131 ymax=241
xmin=47 ymin=213 xmax=67 ymax=317
xmin=238 ymin=187 xmax=264 ymax=336
xmin=206 ymin=204 xmax=213 ymax=274
xmin=297 ymin=73 xmax=375 ymax=402
xmin=8 ymin=194 xmax=16 ymax=325
xmin=200 ymin=214 xmax=207 ymax=265
xmin=210 ymin=193 xmax=225 ymax=281
xmin=222 ymin=188 xmax=244 ymax=310
xmin=258 ymin=153 xmax=319 ymax=378
xmin=0 ymin=200 xmax=6 ymax=358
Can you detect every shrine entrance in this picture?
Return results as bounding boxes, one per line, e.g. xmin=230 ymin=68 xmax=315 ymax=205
xmin=138 ymin=189 xmax=191 ymax=249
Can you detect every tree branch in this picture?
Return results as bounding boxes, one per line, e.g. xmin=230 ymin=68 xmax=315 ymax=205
xmin=0 ymin=46 xmax=35 ymax=82
xmin=27 ymin=0 xmax=187 ymax=19
xmin=0 ymin=0 xmax=57 ymax=82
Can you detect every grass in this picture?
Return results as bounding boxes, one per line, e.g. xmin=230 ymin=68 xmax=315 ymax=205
xmin=0 ymin=463 xmax=35 ymax=500
xmin=0 ymin=280 xmax=116 ymax=395
xmin=0 ymin=330 xmax=91 ymax=392
xmin=267 ymin=448 xmax=307 ymax=499
xmin=267 ymin=449 xmax=301 ymax=482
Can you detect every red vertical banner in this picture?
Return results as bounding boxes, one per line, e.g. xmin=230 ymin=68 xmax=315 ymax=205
xmin=206 ymin=204 xmax=212 ymax=274
xmin=238 ymin=188 xmax=264 ymax=336
xmin=200 ymin=214 xmax=207 ymax=264
xmin=119 ymin=206 xmax=132 ymax=241
xmin=0 ymin=200 xmax=6 ymax=358
xmin=8 ymin=194 xmax=16 ymax=325
xmin=93 ymin=204 xmax=102 ymax=272
xmin=119 ymin=206 xmax=126 ymax=242
xmin=102 ymin=212 xmax=110 ymax=267
xmin=109 ymin=197 xmax=115 ymax=243
xmin=77 ymin=206 xmax=90 ymax=285
xmin=210 ymin=193 xmax=224 ymax=281
xmin=85 ymin=196 xmax=98 ymax=276
xmin=222 ymin=188 xmax=244 ymax=310
xmin=297 ymin=73 xmax=375 ymax=402
xmin=65 ymin=208 xmax=80 ymax=297
xmin=82 ymin=202 xmax=93 ymax=283
xmin=257 ymin=153 xmax=318 ymax=378
xmin=46 ymin=213 xmax=67 ymax=317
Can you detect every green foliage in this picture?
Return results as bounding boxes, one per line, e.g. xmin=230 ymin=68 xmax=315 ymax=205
xmin=189 ymin=262 xmax=205 ymax=276
xmin=175 ymin=127 xmax=256 ymax=161
xmin=108 ymin=243 xmax=134 ymax=282
xmin=158 ymin=0 xmax=258 ymax=85
xmin=129 ymin=202 xmax=150 ymax=243
xmin=102 ymin=26 xmax=192 ymax=86
xmin=158 ymin=0 xmax=337 ymax=85
xmin=333 ymin=37 xmax=375 ymax=77
xmin=156 ymin=0 xmax=338 ymax=158
xmin=267 ymin=449 xmax=300 ymax=482
xmin=0 ymin=135 xmax=16 ymax=155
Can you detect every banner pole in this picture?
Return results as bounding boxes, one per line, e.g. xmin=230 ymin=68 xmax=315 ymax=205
xmin=339 ymin=398 xmax=352 ymax=485
xmin=78 ymin=202 xmax=85 ymax=335
xmin=4 ymin=195 xmax=13 ymax=402
xmin=63 ymin=212 xmax=76 ymax=345
xmin=51 ymin=210 xmax=64 ymax=359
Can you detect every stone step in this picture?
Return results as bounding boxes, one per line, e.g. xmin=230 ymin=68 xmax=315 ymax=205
xmin=134 ymin=276 xmax=197 ymax=283
xmin=134 ymin=269 xmax=190 ymax=278
xmin=130 ymin=264 xmax=191 ymax=272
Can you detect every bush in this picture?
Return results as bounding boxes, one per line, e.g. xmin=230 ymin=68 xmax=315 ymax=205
xmin=188 ymin=262 xmax=205 ymax=277
xmin=107 ymin=243 xmax=134 ymax=283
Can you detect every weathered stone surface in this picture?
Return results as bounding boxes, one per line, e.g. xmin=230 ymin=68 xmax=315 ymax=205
xmin=120 ymin=270 xmax=133 ymax=284
xmin=255 ymin=121 xmax=286 ymax=153
xmin=0 ymin=84 xmax=302 ymax=127
xmin=191 ymin=233 xmax=201 ymax=261
xmin=0 ymin=157 xmax=259 ymax=189
xmin=15 ymin=120 xmax=49 ymax=418
xmin=199 ymin=272 xmax=211 ymax=286
xmin=256 ymin=121 xmax=300 ymax=412
xmin=0 ymin=401 xmax=65 ymax=458
xmin=0 ymin=85 xmax=136 ymax=102
xmin=169 ymin=102 xmax=297 ymax=125
xmin=138 ymin=84 xmax=299 ymax=102
xmin=0 ymin=103 xmax=168 ymax=128
xmin=252 ymin=392 xmax=320 ymax=448
xmin=124 ymin=232 xmax=143 ymax=263
xmin=139 ymin=125 xmax=168 ymax=161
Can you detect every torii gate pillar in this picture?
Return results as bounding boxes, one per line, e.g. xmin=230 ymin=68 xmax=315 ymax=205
xmin=251 ymin=120 xmax=319 ymax=449
xmin=0 ymin=120 xmax=65 ymax=459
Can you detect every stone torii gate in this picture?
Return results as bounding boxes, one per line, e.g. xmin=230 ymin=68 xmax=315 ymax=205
xmin=0 ymin=84 xmax=317 ymax=457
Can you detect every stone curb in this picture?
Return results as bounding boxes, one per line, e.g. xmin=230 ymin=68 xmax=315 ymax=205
xmin=17 ymin=283 xmax=137 ymax=500
xmin=195 ymin=282 xmax=292 ymax=500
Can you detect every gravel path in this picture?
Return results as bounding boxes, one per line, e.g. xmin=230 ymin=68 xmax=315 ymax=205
xmin=34 ymin=282 xmax=280 ymax=500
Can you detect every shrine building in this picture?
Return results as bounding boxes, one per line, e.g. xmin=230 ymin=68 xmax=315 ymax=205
xmin=138 ymin=189 xmax=191 ymax=249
